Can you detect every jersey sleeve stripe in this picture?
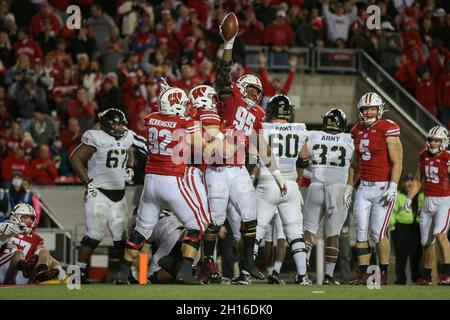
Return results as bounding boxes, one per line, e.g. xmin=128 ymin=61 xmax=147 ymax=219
xmin=186 ymin=125 xmax=201 ymax=133
xmin=200 ymin=114 xmax=220 ymax=120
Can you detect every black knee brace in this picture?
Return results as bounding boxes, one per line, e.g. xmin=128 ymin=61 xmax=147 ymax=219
xmin=240 ymin=220 xmax=257 ymax=237
xmin=80 ymin=236 xmax=101 ymax=249
xmin=356 ymin=241 xmax=371 ymax=256
xmin=206 ymin=223 xmax=221 ymax=235
xmin=184 ymin=229 xmax=201 ymax=250
xmin=126 ymin=230 xmax=146 ymax=250
xmin=289 ymin=238 xmax=308 ymax=255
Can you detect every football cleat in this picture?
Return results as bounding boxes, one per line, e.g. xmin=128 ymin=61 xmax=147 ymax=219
xmin=231 ymin=273 xmax=250 ymax=285
xmin=268 ymin=271 xmax=286 ymax=285
xmin=175 ymin=269 xmax=204 ymax=285
xmin=415 ymin=278 xmax=433 ymax=286
xmin=32 ymin=267 xmax=60 ymax=284
xmin=295 ymin=274 xmax=312 ymax=285
xmin=203 ymin=257 xmax=222 ymax=283
xmin=438 ymin=274 xmax=450 ymax=285
xmin=322 ymin=274 xmax=340 ymax=285
xmin=239 ymin=260 xmax=265 ymax=280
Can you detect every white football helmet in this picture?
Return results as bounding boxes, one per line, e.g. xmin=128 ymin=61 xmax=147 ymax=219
xmin=236 ymin=74 xmax=263 ymax=106
xmin=188 ymin=85 xmax=218 ymax=111
xmin=426 ymin=126 xmax=449 ymax=154
xmin=10 ymin=203 xmax=36 ymax=233
xmin=357 ymin=92 xmax=385 ymax=126
xmin=158 ymin=87 xmax=189 ymax=117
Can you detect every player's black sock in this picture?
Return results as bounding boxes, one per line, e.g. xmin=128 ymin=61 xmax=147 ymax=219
xmin=203 ymin=239 xmax=216 ymax=258
xmin=442 ymin=264 xmax=450 ymax=275
xmin=242 ymin=236 xmax=256 ymax=264
xmin=423 ymin=268 xmax=432 ymax=280
xmin=16 ymin=259 xmax=26 ymax=271
xmin=118 ymin=260 xmax=132 ymax=279
xmin=359 ymin=265 xmax=369 ymax=274
xmin=379 ymin=264 xmax=388 ymax=274
xmin=180 ymin=257 xmax=194 ymax=274
xmin=113 ymin=240 xmax=126 ymax=263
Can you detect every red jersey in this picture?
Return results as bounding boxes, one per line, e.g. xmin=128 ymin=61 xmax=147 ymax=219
xmin=351 ymin=119 xmax=400 ymax=182
xmin=0 ymin=232 xmax=44 ymax=260
xmin=144 ymin=112 xmax=200 ymax=177
xmin=419 ymin=149 xmax=450 ymax=197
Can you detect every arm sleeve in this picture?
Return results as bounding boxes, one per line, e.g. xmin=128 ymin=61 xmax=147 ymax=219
xmin=215 ymin=59 xmax=233 ymax=100
xmin=281 ymin=70 xmax=295 ymax=94
xmin=260 ymin=67 xmax=274 ymax=97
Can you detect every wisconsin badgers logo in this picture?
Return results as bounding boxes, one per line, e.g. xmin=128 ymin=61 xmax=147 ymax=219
xmin=168 ymin=92 xmax=182 ymax=106
xmin=190 ymin=87 xmax=207 ymax=100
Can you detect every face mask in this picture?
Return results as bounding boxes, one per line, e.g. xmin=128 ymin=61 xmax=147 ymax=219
xmin=12 ymin=178 xmax=22 ymax=188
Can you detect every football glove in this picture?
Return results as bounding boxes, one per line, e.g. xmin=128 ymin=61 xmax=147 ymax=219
xmin=272 ymin=170 xmax=287 ymax=197
xmin=125 ymin=167 xmax=134 ymax=183
xmin=84 ymin=179 xmax=98 ymax=199
xmin=0 ymin=221 xmax=22 ymax=236
xmin=343 ymin=185 xmax=353 ymax=209
xmin=380 ymin=182 xmax=397 ymax=207
xmin=403 ymin=198 xmax=412 ymax=211
xmin=55 ymin=265 xmax=66 ymax=281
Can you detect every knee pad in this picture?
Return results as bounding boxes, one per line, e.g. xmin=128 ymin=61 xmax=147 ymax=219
xmin=355 ymin=241 xmax=371 ymax=256
xmin=240 ymin=219 xmax=257 ymax=237
xmin=126 ymin=230 xmax=146 ymax=250
xmin=80 ymin=236 xmax=101 ymax=250
xmin=289 ymin=238 xmax=308 ymax=255
xmin=184 ymin=229 xmax=201 ymax=250
xmin=206 ymin=223 xmax=221 ymax=235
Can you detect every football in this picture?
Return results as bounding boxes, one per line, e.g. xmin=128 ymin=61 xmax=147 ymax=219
xmin=220 ymin=12 xmax=239 ymax=41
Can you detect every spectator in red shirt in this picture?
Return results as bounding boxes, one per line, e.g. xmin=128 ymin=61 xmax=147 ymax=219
xmin=198 ymin=59 xmax=215 ymax=85
xmin=13 ymin=27 xmax=44 ymax=62
xmin=438 ymin=59 xmax=450 ymax=128
xmin=395 ymin=48 xmax=424 ymax=93
xmin=130 ymin=20 xmax=157 ymax=61
xmin=30 ymin=1 xmax=62 ymax=38
xmin=46 ymin=38 xmax=73 ymax=71
xmin=67 ymin=87 xmax=95 ymax=134
xmin=264 ymin=10 xmax=295 ymax=51
xmin=59 ymin=117 xmax=81 ymax=155
xmin=259 ymin=51 xmax=297 ymax=104
xmin=414 ymin=65 xmax=438 ymax=116
xmin=5 ymin=120 xmax=22 ymax=151
xmin=173 ymin=63 xmax=202 ymax=92
xmin=30 ymin=144 xmax=59 ymax=185
xmin=1 ymin=144 xmax=31 ymax=183
xmin=241 ymin=9 xmax=265 ymax=46
xmin=401 ymin=18 xmax=422 ymax=60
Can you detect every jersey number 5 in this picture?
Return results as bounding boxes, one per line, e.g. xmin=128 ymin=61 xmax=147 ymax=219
xmin=234 ymin=107 xmax=256 ymax=135
xmin=359 ymin=139 xmax=371 ymax=161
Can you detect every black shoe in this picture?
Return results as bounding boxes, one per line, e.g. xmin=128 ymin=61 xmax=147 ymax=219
xmin=295 ymin=274 xmax=312 ymax=285
xmin=175 ymin=269 xmax=204 ymax=285
xmin=128 ymin=271 xmax=139 ymax=284
xmin=322 ymin=274 xmax=340 ymax=285
xmin=239 ymin=260 xmax=265 ymax=280
xmin=203 ymin=257 xmax=222 ymax=283
xmin=80 ymin=269 xmax=91 ymax=284
xmin=231 ymin=273 xmax=250 ymax=285
xmin=270 ymin=271 xmax=286 ymax=285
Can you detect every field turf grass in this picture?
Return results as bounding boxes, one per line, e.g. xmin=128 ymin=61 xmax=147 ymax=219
xmin=1 ymin=284 xmax=449 ymax=300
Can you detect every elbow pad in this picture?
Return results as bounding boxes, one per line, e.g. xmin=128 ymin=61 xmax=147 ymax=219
xmin=296 ymin=156 xmax=310 ymax=169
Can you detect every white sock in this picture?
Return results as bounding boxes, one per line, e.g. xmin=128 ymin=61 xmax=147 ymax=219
xmin=241 ymin=269 xmax=250 ymax=276
xmin=266 ymin=266 xmax=273 ymax=275
xmin=325 ymin=262 xmax=336 ymax=278
xmin=291 ymin=241 xmax=307 ymax=275
xmin=273 ymin=261 xmax=282 ymax=274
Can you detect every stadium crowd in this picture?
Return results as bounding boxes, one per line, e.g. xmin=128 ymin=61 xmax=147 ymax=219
xmin=0 ymin=0 xmax=449 ymax=188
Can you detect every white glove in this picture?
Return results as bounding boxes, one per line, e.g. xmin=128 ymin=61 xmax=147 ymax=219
xmin=0 ymin=221 xmax=22 ymax=236
xmin=343 ymin=185 xmax=353 ymax=209
xmin=272 ymin=170 xmax=287 ymax=197
xmin=55 ymin=265 xmax=66 ymax=281
xmin=380 ymin=182 xmax=398 ymax=207
xmin=85 ymin=180 xmax=98 ymax=199
xmin=403 ymin=198 xmax=412 ymax=211
xmin=219 ymin=23 xmax=238 ymax=50
xmin=125 ymin=167 xmax=134 ymax=183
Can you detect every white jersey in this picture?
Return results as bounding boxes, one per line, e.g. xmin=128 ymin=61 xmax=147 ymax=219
xmin=82 ymin=129 xmax=134 ymax=190
xmin=148 ymin=212 xmax=183 ymax=244
xmin=307 ymin=130 xmax=354 ymax=184
xmin=259 ymin=122 xmax=308 ymax=181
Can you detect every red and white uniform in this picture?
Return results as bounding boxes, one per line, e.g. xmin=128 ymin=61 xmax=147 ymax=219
xmin=351 ymin=119 xmax=400 ymax=244
xmin=205 ymin=84 xmax=264 ymax=227
xmin=0 ymin=232 xmax=43 ymax=284
xmin=136 ymin=113 xmax=205 ymax=239
xmin=418 ymin=149 xmax=450 ymax=245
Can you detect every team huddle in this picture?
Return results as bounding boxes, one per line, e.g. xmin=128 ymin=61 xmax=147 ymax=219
xmin=0 ymin=16 xmax=449 ymax=287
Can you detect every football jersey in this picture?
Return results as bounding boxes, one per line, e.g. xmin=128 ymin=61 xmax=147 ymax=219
xmin=82 ymin=129 xmax=134 ymax=190
xmin=259 ymin=122 xmax=308 ymax=181
xmin=144 ymin=112 xmax=200 ymax=177
xmin=0 ymin=232 xmax=44 ymax=260
xmin=307 ymin=130 xmax=354 ymax=184
xmin=148 ymin=214 xmax=183 ymax=245
xmin=351 ymin=119 xmax=400 ymax=181
xmin=419 ymin=149 xmax=450 ymax=197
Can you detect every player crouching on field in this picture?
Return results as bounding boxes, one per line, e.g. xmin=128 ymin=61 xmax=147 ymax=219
xmin=404 ymin=126 xmax=450 ymax=286
xmin=0 ymin=204 xmax=66 ymax=284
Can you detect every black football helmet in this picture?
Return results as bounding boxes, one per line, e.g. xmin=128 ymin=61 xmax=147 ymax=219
xmin=99 ymin=108 xmax=128 ymax=139
xmin=322 ymin=108 xmax=347 ymax=132
xmin=266 ymin=94 xmax=294 ymax=122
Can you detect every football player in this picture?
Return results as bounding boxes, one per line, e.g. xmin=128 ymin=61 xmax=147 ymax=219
xmin=344 ymin=92 xmax=403 ymax=285
xmin=69 ymin=108 xmax=134 ymax=283
xmin=303 ymin=108 xmax=354 ymax=285
xmin=0 ymin=204 xmax=65 ymax=284
xmin=201 ymin=20 xmax=287 ymax=285
xmin=253 ymin=94 xmax=311 ymax=285
xmin=116 ymin=87 xmax=217 ymax=285
xmin=404 ymin=126 xmax=450 ymax=285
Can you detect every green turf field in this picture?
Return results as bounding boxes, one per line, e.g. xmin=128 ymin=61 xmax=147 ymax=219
xmin=1 ymin=284 xmax=449 ymax=300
